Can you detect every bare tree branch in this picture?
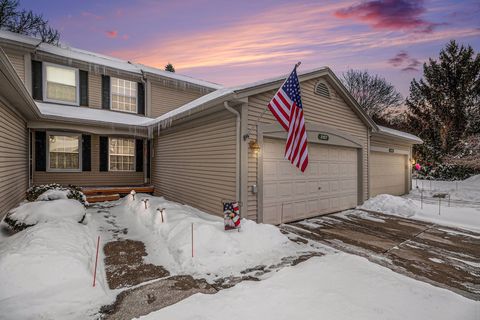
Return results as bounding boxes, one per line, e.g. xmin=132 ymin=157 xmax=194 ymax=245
xmin=341 ymin=69 xmax=403 ymax=120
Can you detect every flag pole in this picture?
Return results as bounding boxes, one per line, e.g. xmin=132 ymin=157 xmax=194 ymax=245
xmin=251 ymin=61 xmax=303 ymax=130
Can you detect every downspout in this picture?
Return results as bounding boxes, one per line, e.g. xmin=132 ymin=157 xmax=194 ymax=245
xmin=224 ymin=101 xmax=241 ymax=202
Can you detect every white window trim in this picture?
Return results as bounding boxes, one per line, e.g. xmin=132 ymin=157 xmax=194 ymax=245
xmin=46 ymin=131 xmax=82 ymax=173
xmin=110 ymin=77 xmax=138 ymax=114
xmin=42 ymin=62 xmax=80 ymax=106
xmin=108 ymin=137 xmax=136 ymax=172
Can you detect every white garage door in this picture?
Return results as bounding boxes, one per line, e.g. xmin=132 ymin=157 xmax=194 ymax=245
xmin=370 ymin=151 xmax=407 ymax=197
xmin=262 ymin=138 xmax=358 ymax=224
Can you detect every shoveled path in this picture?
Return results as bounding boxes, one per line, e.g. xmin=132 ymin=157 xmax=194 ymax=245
xmin=281 ymin=209 xmax=480 ymax=300
xmin=91 ymin=201 xmax=323 ymax=319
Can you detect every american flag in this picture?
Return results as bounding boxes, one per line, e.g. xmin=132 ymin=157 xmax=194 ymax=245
xmin=268 ymin=66 xmax=309 ymax=172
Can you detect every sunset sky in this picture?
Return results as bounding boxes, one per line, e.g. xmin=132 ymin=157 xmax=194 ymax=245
xmin=21 ymin=0 xmax=480 ymax=97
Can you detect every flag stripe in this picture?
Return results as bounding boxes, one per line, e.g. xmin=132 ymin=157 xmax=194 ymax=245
xmin=267 ymin=66 xmax=308 ymax=172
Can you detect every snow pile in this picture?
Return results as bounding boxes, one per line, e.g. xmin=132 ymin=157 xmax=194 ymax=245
xmin=108 ymin=195 xmax=304 ymax=280
xmin=0 ymin=218 xmax=112 ymax=319
xmin=362 ymin=194 xmax=480 ymax=231
xmin=138 ymin=253 xmax=479 ymax=320
xmin=36 ymin=188 xmax=71 ymax=201
xmin=7 ymin=199 xmax=86 ymax=226
xmin=464 ymin=174 xmax=480 ymax=185
xmin=359 ymin=194 xmax=417 ymax=217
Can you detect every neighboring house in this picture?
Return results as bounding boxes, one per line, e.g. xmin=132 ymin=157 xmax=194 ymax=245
xmin=0 ymin=31 xmax=422 ymax=223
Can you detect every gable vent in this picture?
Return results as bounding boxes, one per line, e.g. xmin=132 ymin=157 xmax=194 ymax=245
xmin=315 ymin=82 xmax=330 ymax=98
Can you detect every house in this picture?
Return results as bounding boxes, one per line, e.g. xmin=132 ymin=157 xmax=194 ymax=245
xmin=0 ymin=30 xmax=422 ymax=224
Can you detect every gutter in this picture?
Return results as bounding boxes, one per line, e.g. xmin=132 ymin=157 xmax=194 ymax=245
xmin=224 ymin=101 xmax=241 ymax=202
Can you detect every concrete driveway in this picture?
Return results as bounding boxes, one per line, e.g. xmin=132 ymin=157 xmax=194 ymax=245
xmin=281 ymin=209 xmax=480 ymax=300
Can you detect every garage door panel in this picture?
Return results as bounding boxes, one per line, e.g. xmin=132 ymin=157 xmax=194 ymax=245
xmin=262 ymin=138 xmax=358 ymax=224
xmin=370 ymin=151 xmax=407 ymax=197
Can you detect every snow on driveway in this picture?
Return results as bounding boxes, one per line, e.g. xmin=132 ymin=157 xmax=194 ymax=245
xmin=137 ymin=252 xmax=480 ymax=320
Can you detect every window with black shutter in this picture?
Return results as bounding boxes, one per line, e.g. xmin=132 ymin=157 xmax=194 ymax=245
xmin=101 ymin=75 xmax=110 ymax=109
xmin=32 ymin=60 xmax=43 ymax=100
xmin=35 ymin=131 xmax=46 ymax=171
xmin=82 ymin=134 xmax=91 ymax=171
xmin=137 ymin=82 xmax=145 ymax=115
xmin=79 ymin=70 xmax=89 ymax=106
xmin=99 ymin=136 xmax=109 ymax=171
xmin=136 ymin=139 xmax=144 ymax=172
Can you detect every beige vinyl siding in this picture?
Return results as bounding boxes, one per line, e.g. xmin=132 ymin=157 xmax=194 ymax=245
xmin=4 ymin=49 xmax=25 ymax=83
xmin=0 ymin=101 xmax=28 ymax=219
xmin=33 ymin=133 xmax=144 ymax=186
xmin=247 ymin=77 xmax=369 ymax=221
xmin=370 ymin=134 xmax=413 ymax=194
xmin=88 ymin=73 xmax=102 ymax=108
xmin=152 ymin=109 xmax=236 ymax=216
xmin=150 ymin=81 xmax=204 ymax=117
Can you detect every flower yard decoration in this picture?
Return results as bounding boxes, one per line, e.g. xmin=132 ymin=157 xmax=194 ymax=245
xmin=415 ymin=163 xmax=421 ymax=171
xmin=223 ymin=201 xmax=241 ymax=231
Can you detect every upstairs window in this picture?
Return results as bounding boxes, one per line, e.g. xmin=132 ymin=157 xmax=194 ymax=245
xmin=44 ymin=63 xmax=79 ymax=105
xmin=109 ymin=138 xmax=135 ymax=171
xmin=111 ymin=78 xmax=137 ymax=113
xmin=48 ymin=133 xmax=81 ymax=171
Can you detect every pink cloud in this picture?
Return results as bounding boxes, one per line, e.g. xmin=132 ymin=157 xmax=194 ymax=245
xmin=388 ymin=51 xmax=421 ymax=71
xmin=335 ymin=0 xmax=440 ymax=33
xmin=106 ymin=30 xmax=118 ymax=38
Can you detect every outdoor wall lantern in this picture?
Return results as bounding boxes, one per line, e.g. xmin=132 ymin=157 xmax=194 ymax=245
xmin=249 ymin=140 xmax=260 ymax=154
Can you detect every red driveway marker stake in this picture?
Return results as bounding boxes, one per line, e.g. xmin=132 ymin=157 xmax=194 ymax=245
xmin=93 ymin=235 xmax=100 ymax=287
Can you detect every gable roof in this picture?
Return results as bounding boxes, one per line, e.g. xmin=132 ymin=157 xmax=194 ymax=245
xmin=146 ymin=67 xmax=378 ymax=131
xmin=376 ymin=125 xmax=423 ymax=144
xmin=0 ymin=30 xmax=223 ymax=90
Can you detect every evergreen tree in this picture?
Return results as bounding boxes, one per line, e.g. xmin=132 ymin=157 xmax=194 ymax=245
xmin=165 ymin=63 xmax=175 ymax=73
xmin=406 ymin=40 xmax=480 ymax=161
xmin=0 ymin=0 xmax=59 ymax=44
xmin=341 ymin=69 xmax=403 ymax=122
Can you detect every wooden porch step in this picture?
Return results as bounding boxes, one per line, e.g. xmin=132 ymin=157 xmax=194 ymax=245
xmin=86 ymin=194 xmax=120 ymax=203
xmin=82 ymin=186 xmax=154 ymax=196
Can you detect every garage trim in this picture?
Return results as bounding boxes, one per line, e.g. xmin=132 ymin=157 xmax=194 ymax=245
xmin=370 ymin=145 xmax=410 ymax=155
xmin=256 ymin=122 xmax=364 ymax=223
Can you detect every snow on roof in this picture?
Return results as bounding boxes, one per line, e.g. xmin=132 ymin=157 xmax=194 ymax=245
xmin=145 ymin=67 xmax=333 ymax=128
xmin=231 ymin=66 xmax=329 ymax=92
xmin=0 ymin=30 xmax=223 ymax=90
xmin=144 ymin=88 xmax=234 ymax=127
xmin=36 ymin=102 xmax=154 ymax=126
xmin=377 ymin=125 xmax=423 ymax=143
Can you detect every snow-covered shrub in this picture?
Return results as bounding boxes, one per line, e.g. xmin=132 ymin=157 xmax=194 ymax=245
xmin=27 ymin=183 xmax=86 ymax=205
xmin=4 ymin=199 xmax=86 ymax=231
xmin=414 ymin=163 xmax=477 ymax=181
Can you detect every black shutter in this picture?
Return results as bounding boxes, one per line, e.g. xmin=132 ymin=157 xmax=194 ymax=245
xmin=137 ymin=82 xmax=145 ymax=115
xmin=35 ymin=131 xmax=46 ymax=171
xmin=136 ymin=139 xmax=143 ymax=172
xmin=101 ymin=75 xmax=110 ymax=109
xmin=99 ymin=136 xmax=109 ymax=171
xmin=146 ymin=140 xmax=151 ymax=179
xmin=32 ymin=60 xmax=43 ymax=100
xmin=82 ymin=135 xmax=91 ymax=171
xmin=79 ymin=70 xmax=89 ymax=106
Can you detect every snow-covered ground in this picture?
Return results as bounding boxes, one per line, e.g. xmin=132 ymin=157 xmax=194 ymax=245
xmin=137 ymin=253 xmax=479 ymax=320
xmin=0 ymin=193 xmax=314 ymax=319
xmin=0 ymin=200 xmax=114 ymax=319
xmin=412 ymin=175 xmax=480 ymax=202
xmin=1 ymin=181 xmax=479 ymax=320
xmin=361 ymin=176 xmax=480 ymax=231
xmin=90 ymin=194 xmax=310 ymax=281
